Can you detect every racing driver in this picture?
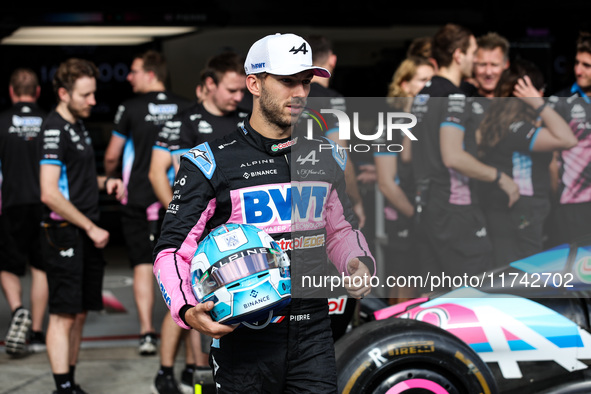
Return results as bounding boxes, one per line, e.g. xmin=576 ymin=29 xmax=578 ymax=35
xmin=153 ymin=33 xmax=375 ymax=393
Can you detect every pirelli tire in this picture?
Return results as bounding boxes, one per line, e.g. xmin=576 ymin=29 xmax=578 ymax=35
xmin=335 ymin=318 xmax=498 ymax=394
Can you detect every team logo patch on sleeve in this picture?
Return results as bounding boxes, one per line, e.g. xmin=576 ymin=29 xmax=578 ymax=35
xmin=322 ymin=138 xmax=346 ymax=171
xmin=185 ymin=142 xmax=216 ymax=179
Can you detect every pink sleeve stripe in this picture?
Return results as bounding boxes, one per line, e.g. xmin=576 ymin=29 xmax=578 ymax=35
xmin=324 ymin=188 xmax=376 ymax=275
xmin=153 ymin=198 xmax=217 ymax=329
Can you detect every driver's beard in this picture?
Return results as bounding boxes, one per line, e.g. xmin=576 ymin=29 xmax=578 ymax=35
xmin=259 ymin=84 xmax=294 ymax=131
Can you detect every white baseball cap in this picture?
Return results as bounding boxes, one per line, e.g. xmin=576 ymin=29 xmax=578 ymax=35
xmin=244 ymin=33 xmax=330 ymax=78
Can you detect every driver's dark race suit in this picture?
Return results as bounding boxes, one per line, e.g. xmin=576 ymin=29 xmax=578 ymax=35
xmin=153 ymin=118 xmax=375 ymax=393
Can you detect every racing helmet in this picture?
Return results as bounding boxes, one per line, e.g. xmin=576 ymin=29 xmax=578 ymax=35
xmin=190 ymin=223 xmax=291 ymax=325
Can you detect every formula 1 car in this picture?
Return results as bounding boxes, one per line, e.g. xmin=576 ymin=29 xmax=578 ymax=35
xmin=334 ymin=234 xmax=591 ymax=394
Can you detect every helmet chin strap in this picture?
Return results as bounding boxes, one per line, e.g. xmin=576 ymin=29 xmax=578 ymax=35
xmin=241 ymin=310 xmax=274 ymax=330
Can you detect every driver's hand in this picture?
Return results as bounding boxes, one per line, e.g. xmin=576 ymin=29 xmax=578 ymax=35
xmin=345 ymin=258 xmax=372 ymax=299
xmin=184 ymin=302 xmax=237 ymax=339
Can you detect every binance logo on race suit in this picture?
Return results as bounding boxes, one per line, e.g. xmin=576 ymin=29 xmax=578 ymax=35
xmin=236 ymin=181 xmax=330 ymax=232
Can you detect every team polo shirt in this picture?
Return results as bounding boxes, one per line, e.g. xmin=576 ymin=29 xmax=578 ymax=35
xmin=549 ymin=84 xmax=591 ymax=204
xmin=442 ymin=96 xmax=491 ymax=205
xmin=479 ymin=119 xmax=551 ymax=209
xmin=155 ymin=102 xmax=248 ymax=157
xmin=411 ymin=76 xmax=479 ymax=205
xmin=39 ymin=111 xmax=100 ymax=221
xmin=0 ymin=102 xmax=46 ymax=208
xmin=112 ymin=91 xmax=191 ymax=208
xmin=372 ymin=122 xmax=413 ymax=221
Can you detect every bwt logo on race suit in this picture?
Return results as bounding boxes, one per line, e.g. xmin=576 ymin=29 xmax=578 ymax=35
xmin=238 ymin=182 xmax=330 ymax=232
xmin=306 ymin=108 xmax=418 ymax=153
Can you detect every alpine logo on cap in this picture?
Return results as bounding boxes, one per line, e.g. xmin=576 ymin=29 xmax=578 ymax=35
xmin=289 ymin=43 xmax=308 ymax=55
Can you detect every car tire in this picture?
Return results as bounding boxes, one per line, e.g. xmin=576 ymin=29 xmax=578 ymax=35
xmin=335 ymin=318 xmax=498 ymax=394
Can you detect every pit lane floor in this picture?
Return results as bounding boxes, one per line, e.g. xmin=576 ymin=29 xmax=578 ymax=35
xmin=0 ymin=243 xmax=189 ymax=394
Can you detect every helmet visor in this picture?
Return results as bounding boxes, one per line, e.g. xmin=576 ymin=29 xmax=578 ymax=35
xmin=194 ymin=251 xmax=283 ymax=301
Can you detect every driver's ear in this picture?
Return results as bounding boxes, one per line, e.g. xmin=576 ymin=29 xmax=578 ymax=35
xmin=246 ymin=74 xmax=261 ymax=97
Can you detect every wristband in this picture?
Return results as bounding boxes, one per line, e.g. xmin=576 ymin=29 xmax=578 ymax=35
xmin=534 ymin=101 xmax=547 ymax=116
xmin=494 ymin=169 xmax=502 ymax=184
xmin=179 ymin=304 xmax=193 ymax=327
xmin=103 ymin=176 xmax=114 ymax=189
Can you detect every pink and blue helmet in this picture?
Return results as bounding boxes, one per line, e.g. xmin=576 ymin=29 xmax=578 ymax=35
xmin=190 ymin=223 xmax=291 ymax=325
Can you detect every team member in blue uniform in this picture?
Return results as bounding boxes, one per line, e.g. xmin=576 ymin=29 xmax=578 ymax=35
xmin=410 ymin=23 xmax=519 ymax=280
xmin=104 ymin=50 xmax=192 ymax=355
xmin=0 ymin=68 xmax=48 ymax=356
xmin=549 ymin=31 xmax=591 ymax=245
xmin=478 ymin=59 xmax=577 ymax=267
xmin=148 ymin=51 xmax=247 ymax=394
xmin=39 ymin=58 xmax=125 ymax=394
xmin=151 ymin=51 xmax=249 ymax=186
xmin=154 ymin=33 xmax=374 ymax=393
